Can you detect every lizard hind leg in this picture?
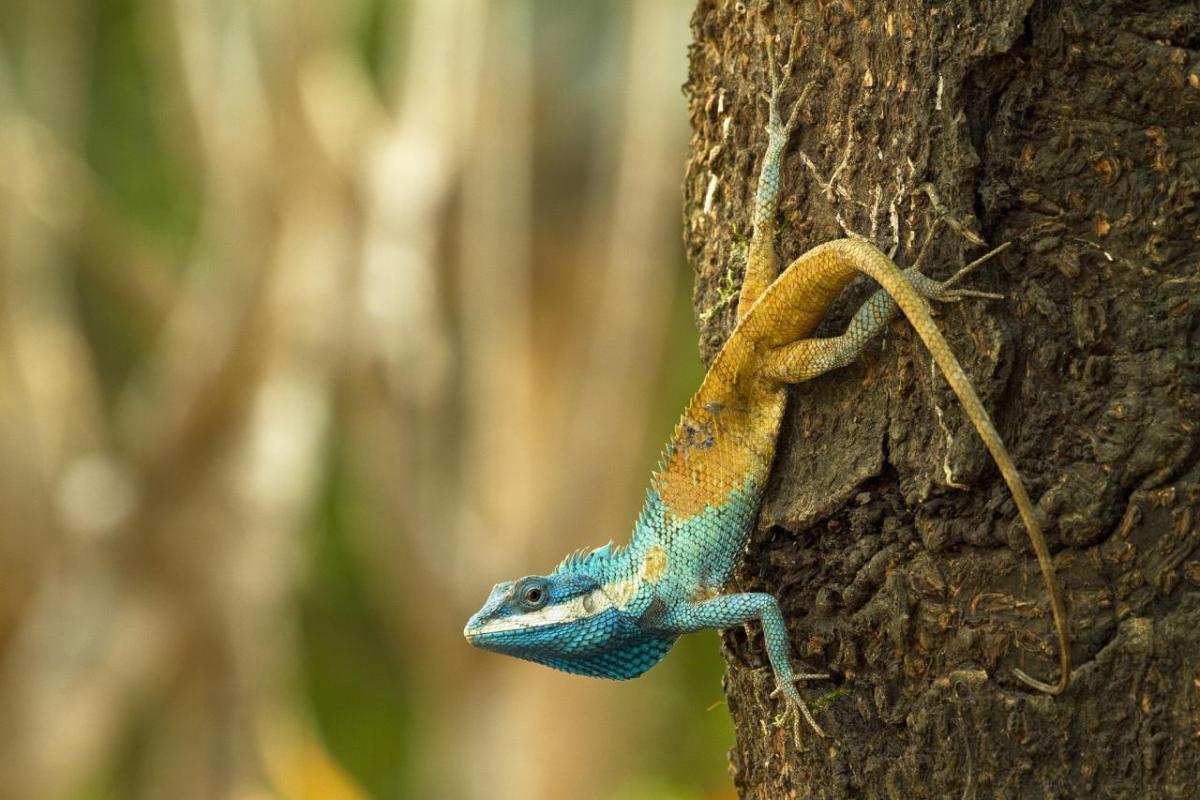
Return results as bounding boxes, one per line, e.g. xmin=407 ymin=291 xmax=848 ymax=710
xmin=739 ymin=23 xmax=808 ymax=321
xmin=760 ymin=256 xmax=1002 ymax=386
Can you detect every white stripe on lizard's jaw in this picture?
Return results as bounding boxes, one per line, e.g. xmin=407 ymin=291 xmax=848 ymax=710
xmin=466 ymin=575 xmax=646 ymax=637
xmin=466 ymin=587 xmax=612 ymax=636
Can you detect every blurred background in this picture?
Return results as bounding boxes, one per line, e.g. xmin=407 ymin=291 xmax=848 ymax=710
xmin=0 ymin=0 xmax=738 ymax=798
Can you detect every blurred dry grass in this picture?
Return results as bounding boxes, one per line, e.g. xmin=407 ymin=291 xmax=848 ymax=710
xmin=0 ymin=1 xmax=735 ymax=798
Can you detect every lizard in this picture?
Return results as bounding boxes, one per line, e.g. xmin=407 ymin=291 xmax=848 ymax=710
xmin=463 ymin=25 xmax=1070 ymax=739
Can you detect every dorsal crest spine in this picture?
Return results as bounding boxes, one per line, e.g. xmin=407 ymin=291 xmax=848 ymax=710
xmin=555 ymin=541 xmax=615 ymax=576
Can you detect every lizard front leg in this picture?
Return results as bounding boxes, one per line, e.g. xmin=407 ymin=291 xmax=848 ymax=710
xmin=650 ymin=593 xmax=830 ymax=739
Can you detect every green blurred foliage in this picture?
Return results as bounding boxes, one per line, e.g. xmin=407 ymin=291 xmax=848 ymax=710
xmin=3 ymin=0 xmax=737 ymax=796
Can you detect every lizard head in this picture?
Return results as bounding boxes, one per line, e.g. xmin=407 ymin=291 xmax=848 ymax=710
xmin=463 ymin=544 xmax=674 ymax=680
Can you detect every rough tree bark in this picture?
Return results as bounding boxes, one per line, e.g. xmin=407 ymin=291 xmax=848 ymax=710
xmin=683 ymin=1 xmax=1200 ymax=797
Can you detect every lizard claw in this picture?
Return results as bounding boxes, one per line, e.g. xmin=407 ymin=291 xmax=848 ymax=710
xmin=769 ymin=673 xmax=829 ymax=742
xmin=930 ymin=288 xmax=1006 ymax=303
xmin=938 ymin=241 xmax=1011 ymax=290
xmin=926 ymin=241 xmax=1011 ymax=302
xmin=906 ymin=241 xmax=1010 ymax=304
xmin=763 ymin=23 xmax=807 ymax=141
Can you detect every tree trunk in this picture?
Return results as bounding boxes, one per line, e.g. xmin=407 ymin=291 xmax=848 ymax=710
xmin=683 ymin=1 xmax=1200 ymax=796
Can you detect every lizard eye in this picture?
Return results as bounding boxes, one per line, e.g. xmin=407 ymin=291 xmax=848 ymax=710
xmin=521 ymin=585 xmax=546 ymax=609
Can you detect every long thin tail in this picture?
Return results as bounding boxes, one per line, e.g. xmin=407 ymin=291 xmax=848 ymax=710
xmin=768 ymin=238 xmax=1071 ymax=694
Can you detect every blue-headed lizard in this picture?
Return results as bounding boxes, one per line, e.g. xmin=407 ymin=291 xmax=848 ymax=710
xmin=464 ymin=26 xmax=1070 ymax=739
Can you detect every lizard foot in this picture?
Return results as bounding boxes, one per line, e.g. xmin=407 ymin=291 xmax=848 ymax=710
xmin=907 ymin=241 xmax=1011 ymax=304
xmin=907 ymin=184 xmax=1009 ymax=296
xmin=934 ymin=240 xmax=1011 ymax=299
xmin=761 ymin=23 xmax=807 ymax=143
xmin=770 ymin=672 xmax=829 ymax=743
